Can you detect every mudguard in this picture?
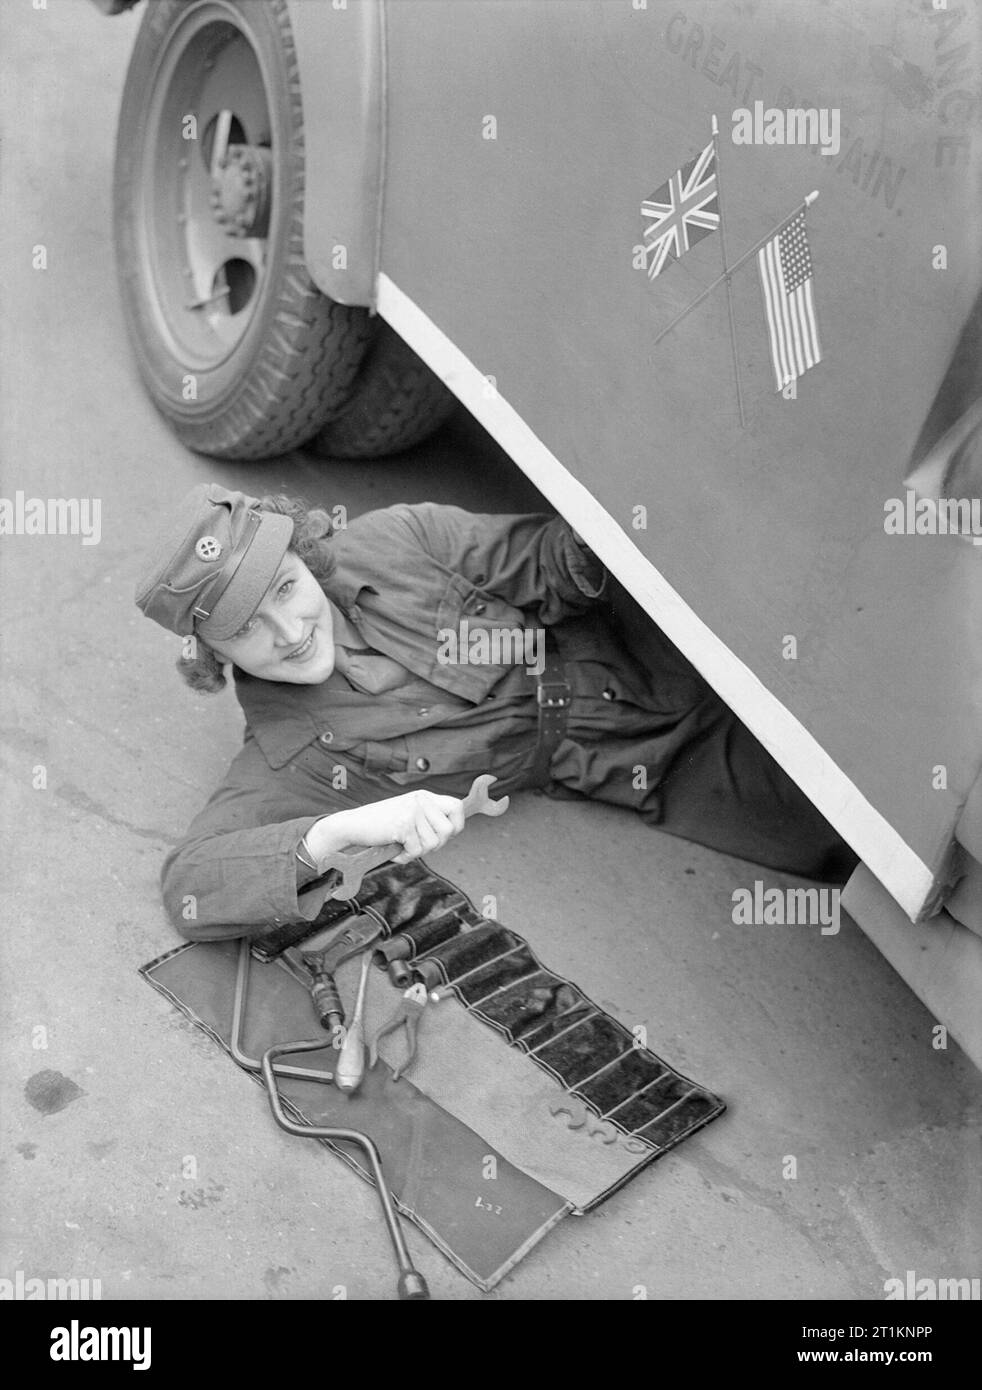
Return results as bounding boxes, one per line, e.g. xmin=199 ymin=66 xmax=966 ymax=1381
xmin=286 ymin=0 xmax=384 ymax=307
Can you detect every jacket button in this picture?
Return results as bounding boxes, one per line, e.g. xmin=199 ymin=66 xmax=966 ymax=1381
xmin=415 ymin=757 xmax=431 ymax=772
xmin=474 ymin=602 xmax=487 ymax=615
xmin=474 ymin=572 xmax=486 ymax=584
xmin=602 ymin=688 xmax=616 ymax=701
xmin=320 ymin=731 xmax=334 ymax=744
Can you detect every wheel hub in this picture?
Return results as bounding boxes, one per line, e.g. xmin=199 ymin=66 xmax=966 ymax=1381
xmin=208 ymin=145 xmax=272 ymax=237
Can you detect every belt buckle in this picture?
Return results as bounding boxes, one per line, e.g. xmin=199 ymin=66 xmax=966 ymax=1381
xmin=537 ymin=679 xmax=571 ymax=709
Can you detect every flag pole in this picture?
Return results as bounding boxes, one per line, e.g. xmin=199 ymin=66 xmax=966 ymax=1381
xmin=653 ymin=189 xmax=820 ymax=348
xmin=711 ymin=114 xmax=745 ymax=428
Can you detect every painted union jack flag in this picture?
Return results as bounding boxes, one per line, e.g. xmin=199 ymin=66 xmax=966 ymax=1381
xmin=640 ymin=139 xmax=719 ymax=280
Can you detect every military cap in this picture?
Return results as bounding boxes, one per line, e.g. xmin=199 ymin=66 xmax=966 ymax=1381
xmin=135 ymin=483 xmax=293 ymax=641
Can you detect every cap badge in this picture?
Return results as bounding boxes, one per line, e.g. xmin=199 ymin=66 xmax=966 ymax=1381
xmin=195 ymin=536 xmax=223 ymax=561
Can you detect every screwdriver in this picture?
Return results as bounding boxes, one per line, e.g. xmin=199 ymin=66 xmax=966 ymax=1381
xmin=335 ymin=951 xmax=373 ymax=1095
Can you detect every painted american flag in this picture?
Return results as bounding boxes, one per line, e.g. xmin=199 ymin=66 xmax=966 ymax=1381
xmin=757 ymin=209 xmax=822 ymax=391
xmin=640 ymin=139 xmax=719 ymax=280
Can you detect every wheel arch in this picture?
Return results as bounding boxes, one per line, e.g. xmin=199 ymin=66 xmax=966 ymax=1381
xmin=286 ymin=0 xmax=384 ymax=309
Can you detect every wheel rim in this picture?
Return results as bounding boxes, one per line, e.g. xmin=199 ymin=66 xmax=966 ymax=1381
xmin=133 ymin=4 xmax=279 ymax=372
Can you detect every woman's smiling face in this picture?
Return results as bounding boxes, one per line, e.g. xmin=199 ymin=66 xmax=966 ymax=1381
xmin=204 ymin=550 xmax=337 ymax=684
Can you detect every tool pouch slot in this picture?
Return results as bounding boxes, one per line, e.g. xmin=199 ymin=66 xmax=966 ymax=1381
xmin=606 ymin=1071 xmax=710 ymax=1139
xmin=573 ymin=1049 xmax=668 ymax=1116
xmin=413 ymin=922 xmax=522 ymax=986
xmin=529 ymin=1012 xmax=635 ymax=1088
xmin=396 ymin=909 xmax=463 ymax=957
xmin=452 ymin=945 xmax=542 ymax=1005
xmin=518 ymin=999 xmax=594 ymax=1050
xmin=468 ymin=971 xmax=581 ymax=1042
xmin=355 ymin=860 xmax=479 ymax=931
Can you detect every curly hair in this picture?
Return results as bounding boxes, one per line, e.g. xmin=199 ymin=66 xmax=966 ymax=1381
xmin=176 ymin=493 xmax=338 ymax=694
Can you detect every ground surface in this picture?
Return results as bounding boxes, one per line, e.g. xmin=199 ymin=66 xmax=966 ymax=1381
xmin=0 ymin=0 xmax=979 ymax=1303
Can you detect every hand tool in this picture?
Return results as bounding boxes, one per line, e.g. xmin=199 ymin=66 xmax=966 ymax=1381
xmin=369 ymin=983 xmax=428 ymax=1081
xmin=250 ymin=895 xmax=353 ymax=962
xmin=301 ymin=913 xmax=383 ymax=1038
xmin=372 ymin=910 xmax=461 ymax=968
xmin=233 ymin=937 xmax=427 ymax=1298
xmin=374 ymin=911 xmax=464 ymax=989
xmin=230 ymin=937 xmax=334 ymax=1087
xmin=261 ymin=1039 xmax=429 ymax=1300
xmin=334 ymin=951 xmax=372 ymax=1094
xmin=388 ymin=960 xmax=413 ymax=988
xmin=314 ymin=773 xmax=509 ymax=900
xmin=409 ymin=958 xmax=444 ymax=991
xmin=548 ymin=1095 xmax=620 ymax=1144
xmin=374 ymin=933 xmax=415 ymax=973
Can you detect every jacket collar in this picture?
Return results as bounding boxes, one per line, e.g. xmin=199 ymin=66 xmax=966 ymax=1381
xmin=323 ymin=569 xmax=373 ymax=616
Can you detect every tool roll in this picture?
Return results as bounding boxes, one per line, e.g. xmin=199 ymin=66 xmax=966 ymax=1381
xmin=250 ymin=858 xmax=723 ymax=1155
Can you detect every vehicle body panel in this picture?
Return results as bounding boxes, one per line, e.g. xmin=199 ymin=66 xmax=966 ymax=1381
xmin=289 ymin=0 xmax=383 ymax=304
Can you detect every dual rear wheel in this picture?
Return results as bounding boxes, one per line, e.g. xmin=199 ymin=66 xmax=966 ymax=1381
xmin=113 ymin=0 xmax=456 ymax=462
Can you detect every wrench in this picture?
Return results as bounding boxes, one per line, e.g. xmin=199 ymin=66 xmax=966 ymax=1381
xmin=320 ymin=774 xmax=509 ymax=900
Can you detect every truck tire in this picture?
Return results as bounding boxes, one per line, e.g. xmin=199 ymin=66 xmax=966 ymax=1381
xmin=113 ymin=0 xmax=373 ymax=460
xmin=312 ymin=322 xmax=459 ymax=459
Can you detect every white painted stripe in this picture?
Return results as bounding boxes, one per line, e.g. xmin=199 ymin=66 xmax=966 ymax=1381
xmin=801 ymin=300 xmax=813 ymax=366
xmin=770 ymin=239 xmax=793 ymax=384
xmin=800 ymin=287 xmax=815 ymax=370
xmin=804 ymin=276 xmax=821 ymax=361
xmin=789 ymin=286 xmax=807 ymax=374
xmin=776 ymin=243 xmax=803 ymax=379
xmin=791 ymin=286 xmax=810 ymax=371
xmin=796 ymin=283 xmax=818 ymax=371
xmin=795 ymin=286 xmax=812 ymax=369
xmin=759 ymin=242 xmax=789 ymax=390
xmin=758 ymin=247 xmax=780 ymax=389
xmin=375 ymin=271 xmax=935 ymax=920
xmin=672 ymin=171 xmax=688 ymax=254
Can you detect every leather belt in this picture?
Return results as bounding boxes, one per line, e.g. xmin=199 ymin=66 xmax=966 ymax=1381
xmin=528 ymin=629 xmax=571 ymax=787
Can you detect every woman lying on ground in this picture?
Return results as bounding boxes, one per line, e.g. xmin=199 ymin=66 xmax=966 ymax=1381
xmin=135 ymin=483 xmax=856 ymax=940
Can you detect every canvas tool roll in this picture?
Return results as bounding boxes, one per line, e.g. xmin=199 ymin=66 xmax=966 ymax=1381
xmin=143 ymin=855 xmax=725 ymax=1291
xmin=256 ymin=857 xmax=725 ymax=1202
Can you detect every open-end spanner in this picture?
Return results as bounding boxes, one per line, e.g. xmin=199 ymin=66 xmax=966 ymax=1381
xmin=317 ymin=773 xmax=509 ymax=901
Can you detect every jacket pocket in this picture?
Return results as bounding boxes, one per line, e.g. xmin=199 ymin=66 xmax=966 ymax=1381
xmin=434 ymin=572 xmax=541 ymax=700
xmin=436 ymin=573 xmax=529 ymax=647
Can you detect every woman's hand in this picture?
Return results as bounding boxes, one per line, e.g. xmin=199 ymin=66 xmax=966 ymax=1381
xmin=307 ymin=790 xmax=467 ymax=866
